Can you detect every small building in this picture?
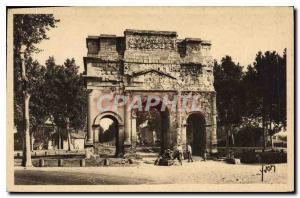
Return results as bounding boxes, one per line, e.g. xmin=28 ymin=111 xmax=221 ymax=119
xmin=48 ymin=130 xmax=86 ymax=150
xmin=69 ymin=132 xmax=86 ymax=150
xmin=272 ymin=130 xmax=287 ymax=148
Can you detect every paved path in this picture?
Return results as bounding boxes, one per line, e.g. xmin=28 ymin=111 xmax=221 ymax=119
xmin=14 ymin=160 xmax=287 ymax=185
xmin=14 ymin=169 xmax=157 ymax=185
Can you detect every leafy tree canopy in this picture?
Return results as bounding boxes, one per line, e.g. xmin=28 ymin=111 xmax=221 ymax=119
xmin=44 ymin=57 xmax=87 ymax=131
xmin=214 ymin=56 xmax=244 ymax=127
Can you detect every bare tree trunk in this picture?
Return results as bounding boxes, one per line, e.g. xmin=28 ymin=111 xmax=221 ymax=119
xmin=269 ymin=122 xmax=274 ymax=149
xmin=270 ymin=135 xmax=274 ymax=149
xmin=31 ymin=131 xmax=34 ymax=151
xmin=67 ymin=131 xmax=71 ymax=151
xmin=58 ymin=129 xmax=61 ymax=149
xmin=262 ymin=110 xmax=266 ymax=149
xmin=224 ymin=110 xmax=230 ymax=157
xmin=66 ymin=118 xmax=71 ymax=151
xmin=21 ymin=92 xmax=32 ymax=167
xmin=225 ymin=126 xmax=230 ymax=157
xmin=20 ymin=46 xmax=32 ymax=167
xmin=231 ymin=132 xmax=235 ymax=146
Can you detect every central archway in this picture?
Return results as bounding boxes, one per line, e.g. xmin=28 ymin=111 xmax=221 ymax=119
xmin=186 ymin=112 xmax=206 ymax=156
xmin=134 ymin=100 xmax=170 ymax=154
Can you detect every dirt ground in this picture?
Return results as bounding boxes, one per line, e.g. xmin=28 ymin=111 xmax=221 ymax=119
xmin=14 ymin=159 xmax=287 ymax=185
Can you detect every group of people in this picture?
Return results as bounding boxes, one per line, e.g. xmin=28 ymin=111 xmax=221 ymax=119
xmin=173 ymin=144 xmax=194 ymax=165
xmin=154 ymin=144 xmax=194 ymax=166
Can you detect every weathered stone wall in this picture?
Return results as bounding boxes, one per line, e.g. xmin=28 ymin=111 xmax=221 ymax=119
xmin=84 ymin=29 xmax=217 ymax=156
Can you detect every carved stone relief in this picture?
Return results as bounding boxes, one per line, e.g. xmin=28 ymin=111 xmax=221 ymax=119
xmin=127 ymin=36 xmax=175 ymax=50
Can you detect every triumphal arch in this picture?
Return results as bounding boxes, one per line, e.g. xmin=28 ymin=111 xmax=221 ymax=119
xmin=84 ymin=29 xmax=217 ymax=157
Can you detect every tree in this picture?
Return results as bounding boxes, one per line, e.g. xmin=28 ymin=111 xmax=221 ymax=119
xmin=26 ymin=58 xmax=48 ymax=151
xmin=13 ymin=14 xmax=59 ymax=167
xmin=244 ymin=50 xmax=287 ymax=147
xmin=213 ymin=56 xmax=244 ymax=151
xmin=44 ymin=57 xmax=87 ymax=150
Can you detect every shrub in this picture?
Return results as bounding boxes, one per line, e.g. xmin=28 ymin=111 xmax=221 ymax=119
xmin=240 ymin=151 xmax=287 ymax=164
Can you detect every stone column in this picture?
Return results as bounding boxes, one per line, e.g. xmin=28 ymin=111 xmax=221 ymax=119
xmin=181 ymin=119 xmax=187 ymax=145
xmin=86 ymin=89 xmax=94 ymax=146
xmin=94 ymin=126 xmax=99 ymax=143
xmin=124 ymin=91 xmax=132 ymax=147
xmin=211 ymin=92 xmax=218 ymax=153
xmin=131 ymin=111 xmax=137 ymax=148
xmin=176 ymin=91 xmax=182 ymax=145
xmin=117 ymin=124 xmax=125 ymax=156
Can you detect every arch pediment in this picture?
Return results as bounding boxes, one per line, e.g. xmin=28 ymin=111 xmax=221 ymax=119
xmin=129 ymin=69 xmax=180 ymax=90
xmin=131 ymin=69 xmax=176 ymax=80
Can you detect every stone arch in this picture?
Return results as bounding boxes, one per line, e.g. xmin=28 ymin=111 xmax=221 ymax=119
xmin=93 ymin=111 xmax=123 ymax=126
xmin=133 ymin=98 xmax=171 ymax=153
xmin=185 ymin=111 xmax=206 ymax=120
xmin=186 ymin=111 xmax=206 ymax=156
xmin=93 ymin=111 xmax=124 ymax=156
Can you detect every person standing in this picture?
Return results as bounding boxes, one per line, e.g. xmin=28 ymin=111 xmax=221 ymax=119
xmin=187 ymin=144 xmax=193 ymax=162
xmin=203 ymin=151 xmax=207 ymax=161
xmin=152 ymin=130 xmax=157 ymax=145
xmin=175 ymin=144 xmax=183 ymax=165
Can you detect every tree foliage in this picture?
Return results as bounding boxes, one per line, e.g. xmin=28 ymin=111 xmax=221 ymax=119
xmin=44 ymin=57 xmax=87 ymax=135
xmin=13 ymin=15 xmax=59 ymax=156
xmin=13 ymin=14 xmax=59 ymax=55
xmin=214 ymin=56 xmax=244 ymax=128
xmin=214 ymin=50 xmax=287 ymax=147
xmin=244 ymin=50 xmax=287 ymax=135
xmin=136 ymin=108 xmax=162 ymax=133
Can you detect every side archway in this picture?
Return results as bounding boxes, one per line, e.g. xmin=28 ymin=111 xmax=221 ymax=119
xmin=93 ymin=111 xmax=123 ymax=126
xmin=186 ymin=112 xmax=206 ymax=156
xmin=93 ymin=111 xmax=123 ymax=156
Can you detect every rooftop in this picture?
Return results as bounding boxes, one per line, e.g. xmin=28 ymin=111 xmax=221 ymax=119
xmin=124 ymin=29 xmax=177 ymax=36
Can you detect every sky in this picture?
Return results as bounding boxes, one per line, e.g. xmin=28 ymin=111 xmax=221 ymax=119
xmin=99 ymin=118 xmax=112 ymax=131
xmin=27 ymin=7 xmax=293 ymax=72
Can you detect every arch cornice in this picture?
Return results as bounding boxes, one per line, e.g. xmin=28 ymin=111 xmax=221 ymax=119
xmin=93 ymin=111 xmax=124 ymax=126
